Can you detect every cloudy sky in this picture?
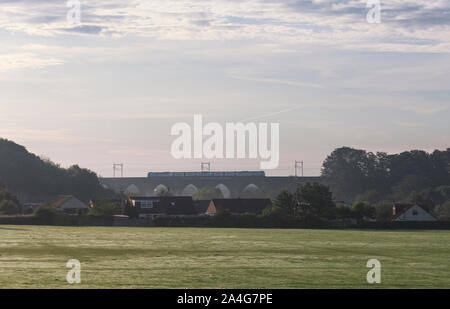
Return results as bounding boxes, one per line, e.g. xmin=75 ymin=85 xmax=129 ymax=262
xmin=0 ymin=0 xmax=449 ymax=177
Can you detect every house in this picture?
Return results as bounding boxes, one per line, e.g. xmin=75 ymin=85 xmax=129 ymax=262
xmin=50 ymin=195 xmax=90 ymax=214
xmin=194 ymin=200 xmax=211 ymax=215
xmin=392 ymin=203 xmax=437 ymax=222
xmin=205 ymin=198 xmax=272 ymax=215
xmin=22 ymin=202 xmax=44 ymax=214
xmin=128 ymin=196 xmax=197 ymax=218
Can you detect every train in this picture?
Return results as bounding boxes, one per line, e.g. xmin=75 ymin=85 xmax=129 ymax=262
xmin=147 ymin=171 xmax=265 ymax=177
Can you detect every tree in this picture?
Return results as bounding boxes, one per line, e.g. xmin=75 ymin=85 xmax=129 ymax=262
xmin=388 ymin=150 xmax=434 ymax=187
xmin=435 ymin=201 xmax=450 ymax=221
xmin=355 ymin=189 xmax=380 ymax=205
xmin=321 ymin=147 xmax=388 ymax=203
xmin=321 ymin=147 xmax=450 ymax=204
xmin=351 ymin=201 xmax=375 ymax=224
xmin=336 ymin=205 xmax=353 ymax=220
xmin=193 ymin=187 xmax=223 ymax=200
xmin=0 ymin=183 xmax=21 ymax=215
xmin=430 ymin=149 xmax=450 ymax=185
xmin=34 ymin=205 xmax=57 ymax=218
xmin=0 ymin=138 xmax=114 ymax=203
xmin=295 ymin=183 xmax=336 ymax=220
xmin=412 ymin=186 xmax=450 ymax=209
xmin=433 ymin=186 xmax=450 ymax=204
xmin=155 ymin=188 xmax=173 ymax=197
xmin=392 ymin=174 xmax=430 ymax=201
xmin=408 ymin=191 xmax=434 ymax=212
xmin=271 ymin=190 xmax=296 ymax=217
xmin=89 ymin=200 xmax=120 ymax=216
xmin=374 ymin=202 xmax=392 ymax=222
xmin=0 ymin=200 xmax=20 ymax=215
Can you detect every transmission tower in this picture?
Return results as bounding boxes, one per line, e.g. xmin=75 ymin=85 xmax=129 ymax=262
xmin=201 ymin=162 xmax=211 ymax=173
xmin=295 ymin=161 xmax=304 ymax=177
xmin=113 ymin=163 xmax=123 ymax=178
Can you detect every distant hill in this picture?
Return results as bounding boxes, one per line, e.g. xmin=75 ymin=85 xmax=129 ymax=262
xmin=0 ymin=138 xmax=113 ymax=202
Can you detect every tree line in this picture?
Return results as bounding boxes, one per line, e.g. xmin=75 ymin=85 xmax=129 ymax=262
xmin=0 ymin=138 xmax=113 ymax=206
xmin=321 ymin=147 xmax=450 ymax=220
xmin=1 ymin=138 xmax=449 ymax=221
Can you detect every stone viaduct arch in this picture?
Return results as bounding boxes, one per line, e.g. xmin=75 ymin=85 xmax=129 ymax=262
xmin=100 ymin=176 xmax=321 ymax=199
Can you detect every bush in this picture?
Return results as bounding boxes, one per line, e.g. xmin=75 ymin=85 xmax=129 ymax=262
xmin=148 ymin=212 xmax=330 ymax=229
xmin=213 ymin=209 xmax=235 ymax=226
xmin=336 ymin=204 xmax=352 ymax=220
xmin=271 ymin=190 xmax=296 ymax=217
xmin=374 ymin=202 xmax=392 ymax=222
xmin=89 ymin=201 xmax=120 ymax=216
xmin=435 ymin=201 xmax=450 ymax=221
xmin=0 ymin=183 xmax=21 ymax=215
xmin=194 ymin=187 xmax=223 ymax=200
xmin=0 ymin=199 xmax=20 ymax=215
xmin=295 ymin=183 xmax=336 ymax=220
xmin=351 ymin=201 xmax=375 ymax=223
xmin=34 ymin=205 xmax=57 ymax=218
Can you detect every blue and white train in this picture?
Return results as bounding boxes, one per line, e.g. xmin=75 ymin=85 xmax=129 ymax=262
xmin=147 ymin=171 xmax=265 ymax=177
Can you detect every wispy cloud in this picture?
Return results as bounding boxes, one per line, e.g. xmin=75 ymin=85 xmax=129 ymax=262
xmin=239 ymin=106 xmax=302 ymax=122
xmin=0 ymin=0 xmax=448 ymax=52
xmin=230 ymin=74 xmax=323 ymax=89
xmin=0 ymin=53 xmax=62 ymax=72
xmin=0 ymin=0 xmax=448 ymax=177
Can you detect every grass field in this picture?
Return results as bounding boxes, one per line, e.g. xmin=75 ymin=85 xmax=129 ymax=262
xmin=0 ymin=225 xmax=449 ymax=288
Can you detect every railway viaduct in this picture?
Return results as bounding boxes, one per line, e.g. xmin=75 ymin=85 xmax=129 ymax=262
xmin=100 ymin=176 xmax=322 ymax=198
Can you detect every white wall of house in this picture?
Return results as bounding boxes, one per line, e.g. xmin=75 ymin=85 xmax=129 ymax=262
xmin=395 ymin=205 xmax=437 ymax=222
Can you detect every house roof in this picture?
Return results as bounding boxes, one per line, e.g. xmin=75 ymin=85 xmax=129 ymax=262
xmin=194 ymin=200 xmax=211 ymax=214
xmin=51 ymin=195 xmax=73 ymax=208
xmin=129 ymin=196 xmax=197 ymax=215
xmin=392 ymin=202 xmax=414 ymax=219
xmin=392 ymin=202 xmax=436 ymax=220
xmin=50 ymin=195 xmax=89 ymax=209
xmin=211 ymin=198 xmax=272 ymax=214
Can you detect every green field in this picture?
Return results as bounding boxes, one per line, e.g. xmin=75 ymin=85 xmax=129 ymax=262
xmin=0 ymin=225 xmax=449 ymax=288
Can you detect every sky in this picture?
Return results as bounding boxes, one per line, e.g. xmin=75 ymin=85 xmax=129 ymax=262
xmin=0 ymin=0 xmax=449 ymax=177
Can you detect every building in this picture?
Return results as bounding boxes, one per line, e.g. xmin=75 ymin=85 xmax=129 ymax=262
xmin=205 ymin=198 xmax=272 ymax=215
xmin=128 ymin=196 xmax=197 ymax=218
xmin=50 ymin=195 xmax=90 ymax=214
xmin=22 ymin=202 xmax=44 ymax=214
xmin=194 ymin=200 xmax=211 ymax=215
xmin=101 ymin=173 xmax=320 ymax=199
xmin=392 ymin=203 xmax=437 ymax=222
